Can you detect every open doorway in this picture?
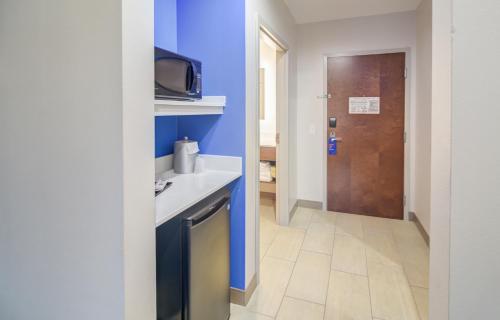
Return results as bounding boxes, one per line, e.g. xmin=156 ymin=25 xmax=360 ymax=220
xmin=258 ymin=30 xmax=282 ymax=226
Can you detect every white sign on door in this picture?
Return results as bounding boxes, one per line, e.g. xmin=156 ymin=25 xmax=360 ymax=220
xmin=349 ymin=97 xmax=380 ymax=114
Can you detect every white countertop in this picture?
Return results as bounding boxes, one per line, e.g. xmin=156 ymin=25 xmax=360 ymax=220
xmin=155 ymin=155 xmax=242 ymax=227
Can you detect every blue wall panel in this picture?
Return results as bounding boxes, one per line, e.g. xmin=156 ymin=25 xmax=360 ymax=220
xmin=154 ymin=0 xmax=177 ymax=51
xmin=177 ymin=0 xmax=246 ymax=289
xmin=155 ymin=116 xmax=178 ymax=158
xmin=155 ymin=0 xmax=178 ymax=158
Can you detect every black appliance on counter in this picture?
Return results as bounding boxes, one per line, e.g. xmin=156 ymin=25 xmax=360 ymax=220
xmin=156 ymin=188 xmax=231 ymax=320
xmin=155 ymin=47 xmax=202 ymax=101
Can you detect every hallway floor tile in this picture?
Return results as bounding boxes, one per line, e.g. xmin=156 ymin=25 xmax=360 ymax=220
xmin=231 ymin=204 xmax=429 ymax=320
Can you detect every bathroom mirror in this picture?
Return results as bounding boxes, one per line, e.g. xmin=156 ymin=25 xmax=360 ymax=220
xmin=259 ymin=68 xmax=265 ymax=120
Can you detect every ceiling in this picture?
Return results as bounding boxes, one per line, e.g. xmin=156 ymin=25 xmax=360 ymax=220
xmin=283 ymin=0 xmax=422 ymax=24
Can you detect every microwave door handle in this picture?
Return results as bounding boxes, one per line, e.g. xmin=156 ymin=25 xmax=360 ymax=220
xmin=189 ymin=61 xmax=198 ymax=92
xmin=185 ymin=62 xmax=193 ymax=92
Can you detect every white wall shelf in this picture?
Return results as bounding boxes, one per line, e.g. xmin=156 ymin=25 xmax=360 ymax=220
xmin=154 ymin=96 xmax=226 ymax=116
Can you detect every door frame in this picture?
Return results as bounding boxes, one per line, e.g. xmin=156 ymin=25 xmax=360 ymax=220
xmin=246 ymin=12 xmax=290 ymax=290
xmin=258 ymin=25 xmax=289 ymax=227
xmin=321 ymin=48 xmax=412 ymax=220
xmin=253 ymin=15 xmax=289 ymax=228
xmin=256 ymin=20 xmax=290 ymax=223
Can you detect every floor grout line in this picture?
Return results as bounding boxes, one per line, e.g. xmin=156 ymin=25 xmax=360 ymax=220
xmin=263 ymin=254 xmax=298 ymax=264
xmin=257 ymin=205 xmax=297 ymax=319
xmin=321 ymin=223 xmax=335 ymax=320
xmin=408 ymin=285 xmax=424 ymax=320
xmin=410 ymin=284 xmax=430 ymax=290
xmin=252 ymin=205 xmax=429 ymax=320
xmin=363 ymin=227 xmax=376 ymax=320
xmin=330 ymin=267 xmax=368 ymax=278
xmin=283 ymin=294 xmax=327 ymax=307
xmin=272 ymin=220 xmax=306 ymax=319
xmin=234 ymin=306 xmax=275 ymax=319
xmin=300 ymin=248 xmax=333 ymax=257
xmin=390 ymin=224 xmax=425 ymax=320
xmin=283 ymin=292 xmax=328 ymax=308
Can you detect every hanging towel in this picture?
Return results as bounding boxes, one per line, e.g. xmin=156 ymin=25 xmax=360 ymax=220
xmin=260 ymin=161 xmax=273 ymax=182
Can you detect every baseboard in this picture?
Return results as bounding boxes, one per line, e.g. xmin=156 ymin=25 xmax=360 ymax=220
xmin=297 ymin=199 xmax=323 ymax=210
xmin=289 ymin=200 xmax=299 ymax=221
xmin=409 ymin=211 xmax=430 ymax=246
xmin=230 ymin=273 xmax=257 ymax=306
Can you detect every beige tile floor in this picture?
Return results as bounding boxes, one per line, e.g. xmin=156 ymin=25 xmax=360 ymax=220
xmin=231 ymin=201 xmax=429 ymax=320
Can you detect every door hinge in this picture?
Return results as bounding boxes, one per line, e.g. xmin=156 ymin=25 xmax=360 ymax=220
xmin=403 ymin=195 xmax=407 ymax=207
xmin=404 ymin=67 xmax=408 ymax=79
xmin=404 ymin=131 xmax=407 ymax=143
xmin=276 ymin=133 xmax=280 ymax=144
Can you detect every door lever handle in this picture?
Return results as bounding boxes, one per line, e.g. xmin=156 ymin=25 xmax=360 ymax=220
xmin=317 ymin=93 xmax=332 ymax=99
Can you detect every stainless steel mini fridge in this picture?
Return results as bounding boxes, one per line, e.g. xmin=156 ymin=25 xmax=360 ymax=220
xmin=182 ymin=191 xmax=230 ymax=320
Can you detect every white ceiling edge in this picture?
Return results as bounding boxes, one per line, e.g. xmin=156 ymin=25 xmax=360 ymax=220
xmin=298 ymin=8 xmax=419 ymax=25
xmin=283 ymin=0 xmax=422 ymax=25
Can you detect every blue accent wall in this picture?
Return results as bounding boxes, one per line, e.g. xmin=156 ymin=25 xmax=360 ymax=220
xmin=154 ymin=0 xmax=177 ymax=52
xmin=155 ymin=116 xmax=178 ymax=157
xmin=177 ymin=0 xmax=246 ymax=289
xmin=154 ymin=0 xmax=179 ymax=158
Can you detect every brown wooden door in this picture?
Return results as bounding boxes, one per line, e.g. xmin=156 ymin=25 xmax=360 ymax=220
xmin=327 ymin=53 xmax=405 ymax=219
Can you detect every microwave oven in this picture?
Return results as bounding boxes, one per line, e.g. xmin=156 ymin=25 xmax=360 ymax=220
xmin=155 ymin=47 xmax=202 ymax=100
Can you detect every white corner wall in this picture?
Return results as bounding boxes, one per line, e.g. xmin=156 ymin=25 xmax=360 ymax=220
xmin=429 ymin=0 xmax=451 ymax=316
xmin=122 ymin=0 xmax=156 ymax=318
xmin=448 ymin=0 xmax=500 ymax=318
xmin=245 ymin=0 xmax=298 ymax=288
xmin=0 ymin=0 xmax=155 ymax=319
xmin=296 ymin=11 xmax=417 ymax=211
xmin=415 ymin=0 xmax=432 ymax=233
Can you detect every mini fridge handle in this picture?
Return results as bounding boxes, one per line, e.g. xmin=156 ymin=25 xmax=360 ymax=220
xmin=184 ymin=196 xmax=229 ymax=226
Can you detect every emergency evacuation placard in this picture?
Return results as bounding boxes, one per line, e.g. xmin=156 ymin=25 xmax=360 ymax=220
xmin=349 ymin=97 xmax=380 ymax=114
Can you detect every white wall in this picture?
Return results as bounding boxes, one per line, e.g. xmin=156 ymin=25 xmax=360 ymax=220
xmin=415 ymin=0 xmax=432 ymax=233
xmin=0 ymin=0 xmax=155 ymax=319
xmin=245 ymin=0 xmax=298 ymax=288
xmin=259 ymin=38 xmax=278 ymax=146
xmin=448 ymin=0 xmax=500 ymax=318
xmin=296 ymin=12 xmax=417 ymax=212
xmin=429 ymin=0 xmax=451 ymax=316
xmin=122 ymin=0 xmax=156 ymax=318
